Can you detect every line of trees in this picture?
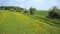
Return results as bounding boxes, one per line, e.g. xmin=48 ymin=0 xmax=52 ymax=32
xmin=0 ymin=6 xmax=24 ymax=12
xmin=0 ymin=6 xmax=36 ymax=14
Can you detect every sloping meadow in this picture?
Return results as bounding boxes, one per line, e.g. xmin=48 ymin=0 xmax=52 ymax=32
xmin=0 ymin=10 xmax=60 ymax=34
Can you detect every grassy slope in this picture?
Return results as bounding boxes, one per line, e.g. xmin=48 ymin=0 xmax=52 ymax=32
xmin=35 ymin=10 xmax=60 ymax=26
xmin=0 ymin=10 xmax=60 ymax=34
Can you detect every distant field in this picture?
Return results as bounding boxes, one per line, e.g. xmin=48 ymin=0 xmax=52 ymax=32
xmin=35 ymin=10 xmax=48 ymax=17
xmin=0 ymin=10 xmax=60 ymax=34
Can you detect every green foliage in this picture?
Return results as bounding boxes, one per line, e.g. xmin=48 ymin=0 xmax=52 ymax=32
xmin=29 ymin=7 xmax=36 ymax=14
xmin=48 ymin=6 xmax=60 ymax=19
xmin=0 ymin=6 xmax=24 ymax=12
xmin=23 ymin=8 xmax=28 ymax=13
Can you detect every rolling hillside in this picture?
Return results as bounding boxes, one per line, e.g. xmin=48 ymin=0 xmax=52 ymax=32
xmin=0 ymin=10 xmax=60 ymax=34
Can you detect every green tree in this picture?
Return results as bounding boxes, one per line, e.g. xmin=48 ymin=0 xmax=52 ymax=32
xmin=48 ymin=6 xmax=60 ymax=19
xmin=23 ymin=8 xmax=28 ymax=13
xmin=29 ymin=7 xmax=36 ymax=14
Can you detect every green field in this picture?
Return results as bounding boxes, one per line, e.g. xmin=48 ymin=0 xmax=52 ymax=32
xmin=0 ymin=10 xmax=60 ymax=34
xmin=35 ymin=10 xmax=48 ymax=17
xmin=25 ymin=10 xmax=60 ymax=27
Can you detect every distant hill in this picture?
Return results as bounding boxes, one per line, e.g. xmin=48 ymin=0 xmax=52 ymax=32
xmin=0 ymin=6 xmax=24 ymax=12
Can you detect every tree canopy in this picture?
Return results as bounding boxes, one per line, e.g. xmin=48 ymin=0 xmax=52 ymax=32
xmin=48 ymin=6 xmax=60 ymax=19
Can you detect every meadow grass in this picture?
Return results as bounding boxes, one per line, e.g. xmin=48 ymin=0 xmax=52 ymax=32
xmin=0 ymin=10 xmax=60 ymax=34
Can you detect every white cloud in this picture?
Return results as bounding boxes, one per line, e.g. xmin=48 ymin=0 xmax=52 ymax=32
xmin=28 ymin=0 xmax=42 ymax=5
xmin=30 ymin=0 xmax=42 ymax=3
xmin=14 ymin=0 xmax=25 ymax=2
xmin=6 ymin=0 xmax=25 ymax=5
xmin=50 ymin=0 xmax=58 ymax=6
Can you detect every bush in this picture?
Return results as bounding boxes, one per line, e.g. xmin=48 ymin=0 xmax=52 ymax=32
xmin=48 ymin=6 xmax=60 ymax=19
xmin=29 ymin=7 xmax=36 ymax=14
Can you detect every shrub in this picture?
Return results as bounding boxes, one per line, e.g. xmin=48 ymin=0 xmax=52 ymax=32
xmin=48 ymin=6 xmax=60 ymax=19
xmin=29 ymin=7 xmax=36 ymax=14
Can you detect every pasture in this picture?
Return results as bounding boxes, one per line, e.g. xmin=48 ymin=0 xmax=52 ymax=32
xmin=0 ymin=10 xmax=60 ymax=34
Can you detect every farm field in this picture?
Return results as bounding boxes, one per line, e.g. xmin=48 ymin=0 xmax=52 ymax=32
xmin=0 ymin=10 xmax=60 ymax=34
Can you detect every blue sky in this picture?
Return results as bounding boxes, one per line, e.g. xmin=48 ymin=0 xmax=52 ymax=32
xmin=0 ymin=0 xmax=60 ymax=10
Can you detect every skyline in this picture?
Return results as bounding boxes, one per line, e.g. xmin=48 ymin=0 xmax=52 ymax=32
xmin=0 ymin=0 xmax=60 ymax=10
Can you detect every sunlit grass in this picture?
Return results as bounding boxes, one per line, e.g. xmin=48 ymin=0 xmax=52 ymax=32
xmin=0 ymin=10 xmax=60 ymax=34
